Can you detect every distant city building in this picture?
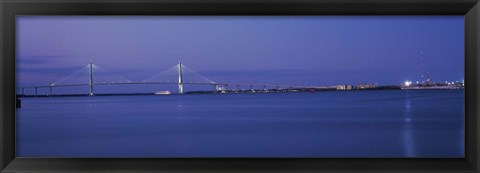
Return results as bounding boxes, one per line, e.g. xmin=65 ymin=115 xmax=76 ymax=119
xmin=356 ymin=83 xmax=377 ymax=89
xmin=336 ymin=85 xmax=353 ymax=90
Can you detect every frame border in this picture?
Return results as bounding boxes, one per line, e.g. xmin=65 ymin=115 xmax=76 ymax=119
xmin=1 ymin=0 xmax=479 ymax=172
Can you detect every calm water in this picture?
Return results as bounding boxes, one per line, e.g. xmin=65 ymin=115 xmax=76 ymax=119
xmin=16 ymin=90 xmax=464 ymax=158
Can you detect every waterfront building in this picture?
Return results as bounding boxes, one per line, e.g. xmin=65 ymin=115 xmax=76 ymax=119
xmin=336 ymin=85 xmax=353 ymax=90
xmin=356 ymin=83 xmax=377 ymax=89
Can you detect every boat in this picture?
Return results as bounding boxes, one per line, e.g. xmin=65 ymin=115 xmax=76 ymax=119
xmin=155 ymin=90 xmax=172 ymax=95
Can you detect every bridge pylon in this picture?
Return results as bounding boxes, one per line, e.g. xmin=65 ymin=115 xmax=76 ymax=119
xmin=89 ymin=61 xmax=94 ymax=96
xmin=178 ymin=61 xmax=184 ymax=94
xmin=213 ymin=84 xmax=222 ymax=93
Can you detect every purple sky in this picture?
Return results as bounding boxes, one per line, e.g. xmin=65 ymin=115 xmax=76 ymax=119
xmin=17 ymin=16 xmax=464 ymax=93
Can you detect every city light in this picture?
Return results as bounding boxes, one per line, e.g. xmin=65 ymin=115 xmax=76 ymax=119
xmin=404 ymin=80 xmax=412 ymax=87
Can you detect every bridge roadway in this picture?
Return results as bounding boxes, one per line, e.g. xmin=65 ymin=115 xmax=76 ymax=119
xmin=18 ymin=82 xmax=331 ymax=90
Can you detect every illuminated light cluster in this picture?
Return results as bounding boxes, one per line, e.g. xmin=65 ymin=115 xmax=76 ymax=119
xmin=404 ymin=80 xmax=412 ymax=87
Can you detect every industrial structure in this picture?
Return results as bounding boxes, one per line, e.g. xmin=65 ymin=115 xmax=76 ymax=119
xmin=401 ymin=50 xmax=464 ymax=90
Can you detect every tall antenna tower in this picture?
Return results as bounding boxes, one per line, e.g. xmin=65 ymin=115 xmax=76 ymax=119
xmin=419 ymin=49 xmax=432 ymax=84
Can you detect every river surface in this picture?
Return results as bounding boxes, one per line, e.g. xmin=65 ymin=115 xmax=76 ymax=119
xmin=16 ymin=90 xmax=464 ymax=158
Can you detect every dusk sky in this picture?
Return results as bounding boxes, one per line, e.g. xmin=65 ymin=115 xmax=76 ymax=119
xmin=17 ymin=16 xmax=464 ymax=93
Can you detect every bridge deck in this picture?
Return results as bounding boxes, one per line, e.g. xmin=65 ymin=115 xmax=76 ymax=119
xmin=18 ymin=82 xmax=331 ymax=89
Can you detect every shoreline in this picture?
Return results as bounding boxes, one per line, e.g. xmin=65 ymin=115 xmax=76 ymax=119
xmin=16 ymin=87 xmax=464 ymax=98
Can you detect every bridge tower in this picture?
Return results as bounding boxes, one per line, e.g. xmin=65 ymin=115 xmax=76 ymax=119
xmin=213 ymin=84 xmax=219 ymax=93
xmin=178 ymin=61 xmax=184 ymax=94
xmin=89 ymin=61 xmax=94 ymax=96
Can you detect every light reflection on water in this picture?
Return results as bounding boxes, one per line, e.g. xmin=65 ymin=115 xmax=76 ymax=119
xmin=403 ymin=91 xmax=415 ymax=157
xmin=16 ymin=90 xmax=464 ymax=158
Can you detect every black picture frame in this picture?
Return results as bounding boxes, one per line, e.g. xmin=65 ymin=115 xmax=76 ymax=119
xmin=1 ymin=0 xmax=479 ymax=172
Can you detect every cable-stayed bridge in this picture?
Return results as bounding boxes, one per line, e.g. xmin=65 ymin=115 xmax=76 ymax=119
xmin=18 ymin=62 xmax=330 ymax=96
